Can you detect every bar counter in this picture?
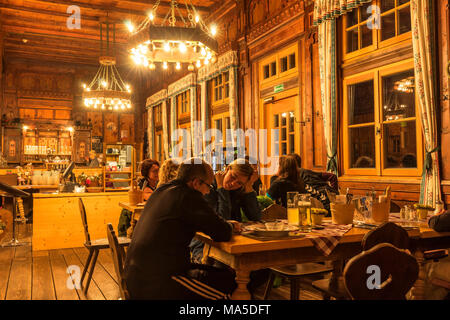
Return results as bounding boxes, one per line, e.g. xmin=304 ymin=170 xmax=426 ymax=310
xmin=32 ymin=191 xmax=128 ymax=251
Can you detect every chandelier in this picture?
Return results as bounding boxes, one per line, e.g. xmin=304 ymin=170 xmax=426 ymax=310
xmin=127 ymin=0 xmax=218 ymax=71
xmin=82 ymin=18 xmax=132 ymax=111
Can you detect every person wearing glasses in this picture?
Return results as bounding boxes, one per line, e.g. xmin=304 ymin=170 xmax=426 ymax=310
xmin=124 ymin=158 xmax=240 ymax=300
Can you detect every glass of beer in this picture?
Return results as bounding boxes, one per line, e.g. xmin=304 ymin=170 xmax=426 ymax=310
xmin=298 ymin=194 xmax=312 ymax=232
xmin=287 ymin=192 xmax=299 ymax=225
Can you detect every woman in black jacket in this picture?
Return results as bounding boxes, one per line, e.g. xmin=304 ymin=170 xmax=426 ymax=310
xmin=267 ymin=155 xmax=306 ymax=208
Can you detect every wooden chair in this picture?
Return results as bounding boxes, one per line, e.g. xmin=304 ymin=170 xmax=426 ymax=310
xmin=79 ymin=198 xmax=131 ymax=295
xmin=106 ymin=223 xmax=130 ymax=300
xmin=262 ymin=204 xmax=334 ymax=300
xmin=343 ymin=243 xmax=419 ymax=299
xmin=311 ymin=222 xmax=411 ymax=300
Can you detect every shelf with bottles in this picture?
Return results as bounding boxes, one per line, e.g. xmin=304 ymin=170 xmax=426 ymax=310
xmin=102 ymin=144 xmax=135 ymax=191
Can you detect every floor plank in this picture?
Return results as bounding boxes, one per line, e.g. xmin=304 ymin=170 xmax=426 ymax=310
xmin=97 ymin=249 xmax=119 ymax=283
xmin=0 ymin=247 xmax=15 ymax=300
xmin=60 ymin=248 xmax=102 ymax=300
xmin=48 ymin=250 xmax=80 ymax=300
xmin=32 ymin=254 xmax=56 ymax=300
xmin=6 ymin=246 xmax=32 ymax=300
xmin=73 ymin=247 xmax=120 ymax=300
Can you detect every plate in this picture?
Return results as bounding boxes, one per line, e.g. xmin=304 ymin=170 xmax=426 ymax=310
xmin=244 ymin=224 xmax=299 ymax=232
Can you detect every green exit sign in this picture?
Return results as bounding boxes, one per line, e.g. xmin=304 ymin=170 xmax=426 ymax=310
xmin=274 ymin=84 xmax=284 ymax=93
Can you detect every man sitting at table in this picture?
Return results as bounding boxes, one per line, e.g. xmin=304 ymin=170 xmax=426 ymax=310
xmin=123 ymin=158 xmax=239 ymax=300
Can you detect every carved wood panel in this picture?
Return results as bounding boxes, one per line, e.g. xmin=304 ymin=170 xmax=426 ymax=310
xmin=104 ymin=113 xmax=119 ymax=143
xmin=119 ymin=113 xmax=135 ymax=144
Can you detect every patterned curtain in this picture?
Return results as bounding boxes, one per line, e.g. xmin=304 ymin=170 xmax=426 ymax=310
xmin=170 ymin=97 xmax=177 ymax=155
xmin=318 ymin=19 xmax=338 ymax=174
xmin=161 ymin=100 xmax=169 ymax=159
xmin=411 ymin=0 xmax=442 ymax=207
xmin=200 ymin=81 xmax=208 ymax=151
xmin=229 ymin=66 xmax=239 ymax=147
xmin=313 ymin=0 xmax=371 ymax=26
xmin=147 ymin=107 xmax=154 ymax=159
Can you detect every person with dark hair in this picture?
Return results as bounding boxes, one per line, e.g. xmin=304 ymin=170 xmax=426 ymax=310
xmin=245 ymin=155 xmax=262 ymax=193
xmin=288 ymin=153 xmax=302 ymax=168
xmin=124 ymin=158 xmax=239 ymax=300
xmin=138 ymin=159 xmax=160 ymax=200
xmin=429 ymin=209 xmax=450 ymax=232
xmin=267 ymin=155 xmax=306 ymax=208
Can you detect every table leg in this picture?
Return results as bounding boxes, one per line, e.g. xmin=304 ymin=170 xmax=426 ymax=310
xmin=231 ymin=270 xmax=251 ymax=300
xmin=411 ymin=250 xmax=426 ymax=300
xmin=127 ymin=213 xmax=136 ymax=239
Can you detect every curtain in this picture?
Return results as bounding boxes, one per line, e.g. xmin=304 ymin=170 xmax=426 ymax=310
xmin=318 ymin=19 xmax=338 ymax=174
xmin=410 ymin=0 xmax=442 ymax=207
xmin=170 ymin=97 xmax=177 ymax=156
xmin=313 ymin=0 xmax=371 ymax=26
xmin=200 ymin=81 xmax=208 ymax=151
xmin=229 ymin=66 xmax=238 ymax=148
xmin=147 ymin=107 xmax=154 ymax=159
xmin=162 ymin=100 xmax=169 ymax=159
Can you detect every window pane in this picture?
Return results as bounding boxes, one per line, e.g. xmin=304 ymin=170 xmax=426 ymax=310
xmin=281 ymin=142 xmax=287 ymax=155
xmin=348 ymin=80 xmax=374 ymax=125
xmin=225 ymin=84 xmax=229 ymax=98
xmin=289 ymin=53 xmax=296 ymax=69
xmin=281 ymin=112 xmax=287 ymax=126
xmin=360 ymin=25 xmax=372 ymax=48
xmin=398 ymin=5 xmax=411 ymax=35
xmin=398 ymin=0 xmax=410 ymax=5
xmin=289 ymin=134 xmax=295 ymax=154
xmin=215 ymin=88 xmax=219 ymax=101
xmin=280 ymin=57 xmax=288 ymax=72
xmin=289 ymin=112 xmax=294 ymax=132
xmin=224 ymin=71 xmax=229 ymax=82
xmin=349 ymin=126 xmax=376 ymax=168
xmin=270 ymin=62 xmax=277 ymax=76
xmin=346 ymin=27 xmax=359 ymax=53
xmin=273 ymin=129 xmax=279 ymax=157
xmin=381 ymin=13 xmax=396 ymax=41
xmin=360 ymin=3 xmax=372 ymax=22
xmin=381 ymin=0 xmax=395 ymax=13
xmin=264 ymin=65 xmax=270 ymax=79
xmin=383 ymin=121 xmax=417 ymax=168
xmin=282 ymin=127 xmax=287 ymax=141
xmin=346 ymin=9 xmax=358 ymax=28
xmin=273 ymin=114 xmax=279 ymax=127
xmin=382 ymin=70 xmax=415 ymax=121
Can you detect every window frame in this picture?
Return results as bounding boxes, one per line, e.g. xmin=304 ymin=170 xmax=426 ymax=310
xmin=259 ymin=43 xmax=298 ymax=86
xmin=342 ymin=60 xmax=423 ymax=178
xmin=212 ymin=71 xmax=230 ymax=106
xmin=342 ymin=0 xmax=412 ymax=61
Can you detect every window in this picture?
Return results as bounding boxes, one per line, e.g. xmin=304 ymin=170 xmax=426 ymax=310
xmin=212 ymin=71 xmax=230 ymax=104
xmin=343 ymin=0 xmax=411 ymax=58
xmin=155 ymin=133 xmax=163 ymax=163
xmin=177 ymin=90 xmax=190 ymax=116
xmin=343 ymin=61 xmax=422 ymax=176
xmin=260 ymin=44 xmax=298 ymax=84
xmin=272 ymin=111 xmax=295 ymax=156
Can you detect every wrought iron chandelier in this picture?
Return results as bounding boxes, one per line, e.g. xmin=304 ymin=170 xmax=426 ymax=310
xmin=127 ymin=0 xmax=218 ymax=71
xmin=82 ymin=18 xmax=132 ymax=111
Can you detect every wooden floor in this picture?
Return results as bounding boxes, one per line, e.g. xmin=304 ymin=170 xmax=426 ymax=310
xmin=0 ymin=222 xmax=323 ymax=300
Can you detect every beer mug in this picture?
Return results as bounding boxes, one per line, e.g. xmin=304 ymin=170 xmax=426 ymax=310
xmin=298 ymin=194 xmax=312 ymax=232
xmin=287 ymin=192 xmax=299 ymax=225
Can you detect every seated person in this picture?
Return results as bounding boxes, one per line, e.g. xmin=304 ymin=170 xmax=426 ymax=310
xmin=429 ymin=209 xmax=450 ymax=232
xmin=124 ymin=158 xmax=239 ymax=300
xmin=190 ymin=159 xmax=261 ymax=263
xmin=267 ymin=155 xmax=306 ymax=208
xmin=157 ymin=159 xmax=180 ymax=187
xmin=245 ymin=155 xmax=262 ymax=193
xmin=138 ymin=159 xmax=160 ymax=201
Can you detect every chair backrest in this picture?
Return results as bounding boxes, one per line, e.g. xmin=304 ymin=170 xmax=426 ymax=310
xmin=106 ymin=223 xmax=129 ymax=300
xmin=361 ymin=222 xmax=410 ymax=251
xmin=343 ymin=243 xmax=419 ymax=300
xmin=78 ymin=198 xmax=91 ymax=245
xmin=261 ymin=203 xmax=287 ymax=221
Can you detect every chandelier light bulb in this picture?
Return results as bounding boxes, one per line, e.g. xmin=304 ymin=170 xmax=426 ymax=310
xmin=163 ymin=61 xmax=168 ymax=69
xmin=164 ymin=42 xmax=170 ymax=52
xmin=121 ymin=104 xmax=125 ymax=110
xmin=210 ymin=25 xmax=217 ymax=36
xmin=195 ymin=15 xmax=200 ymax=23
xmin=82 ymin=83 xmax=86 ymax=89
xmin=127 ymin=103 xmax=131 ymax=109
xmin=211 ymin=55 xmax=217 ymax=63
xmin=204 ymin=59 xmax=209 ymax=65
xmin=179 ymin=42 xmax=187 ymax=53
xmin=102 ymin=81 xmax=108 ymax=88
xmin=176 ymin=62 xmax=181 ymax=70
xmin=86 ymin=88 xmax=91 ymax=92
xmin=149 ymin=62 xmax=156 ymax=70
xmin=114 ymin=105 xmax=119 ymax=110
xmin=201 ymin=47 xmax=206 ymax=56
xmin=148 ymin=11 xmax=154 ymax=21
xmin=196 ymin=60 xmax=201 ymax=68
xmin=126 ymin=21 xmax=134 ymax=33
xmin=101 ymin=105 xmax=105 ymax=110
xmin=188 ymin=63 xmax=194 ymax=71
xmin=143 ymin=59 xmax=149 ymax=67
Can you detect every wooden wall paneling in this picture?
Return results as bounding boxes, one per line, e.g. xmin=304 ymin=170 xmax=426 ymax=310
xmin=104 ymin=113 xmax=119 ymax=143
xmin=87 ymin=112 xmax=103 ymax=137
xmin=119 ymin=113 xmax=135 ymax=143
xmin=3 ymin=128 xmax=21 ymax=162
xmin=73 ymin=130 xmax=91 ymax=164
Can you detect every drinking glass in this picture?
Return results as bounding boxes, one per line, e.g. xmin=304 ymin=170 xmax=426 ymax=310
xmin=287 ymin=192 xmax=299 ymax=225
xmin=298 ymin=194 xmax=312 ymax=232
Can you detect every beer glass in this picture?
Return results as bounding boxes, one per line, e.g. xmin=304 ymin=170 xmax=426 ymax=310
xmin=298 ymin=194 xmax=312 ymax=231
xmin=287 ymin=192 xmax=299 ymax=225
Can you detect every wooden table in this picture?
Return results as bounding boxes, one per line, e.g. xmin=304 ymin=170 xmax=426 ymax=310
xmin=196 ymin=222 xmax=450 ymax=300
xmin=119 ymin=202 xmax=144 ymax=237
